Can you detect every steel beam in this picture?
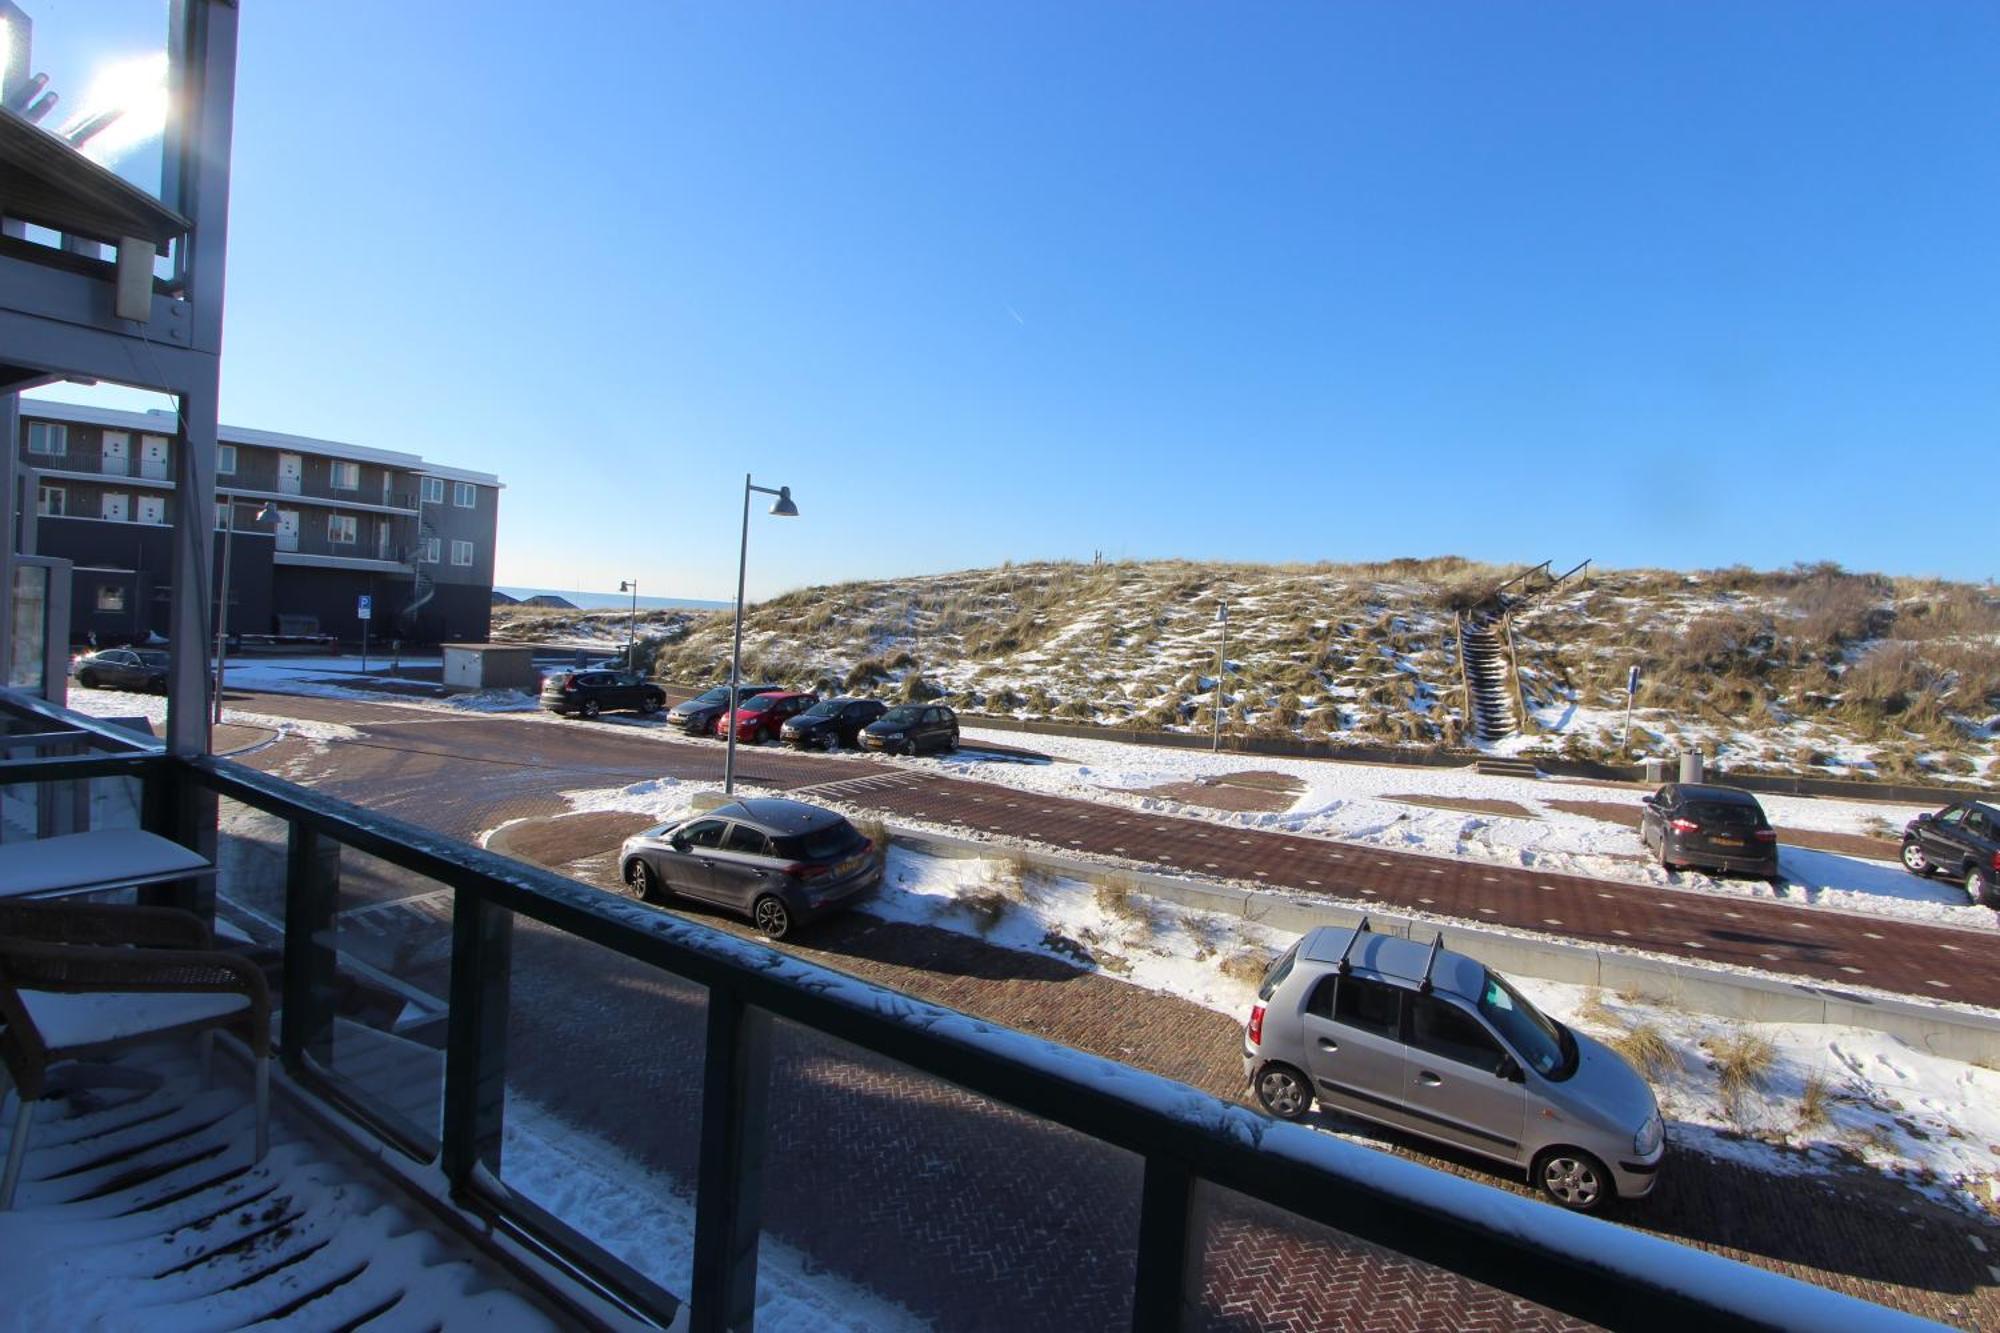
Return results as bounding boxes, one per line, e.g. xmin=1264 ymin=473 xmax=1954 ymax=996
xmin=441 ymin=894 xmax=513 ymax=1191
xmin=280 ymin=823 xmax=339 ymax=1074
xmin=689 ymin=993 xmax=772 ymax=1333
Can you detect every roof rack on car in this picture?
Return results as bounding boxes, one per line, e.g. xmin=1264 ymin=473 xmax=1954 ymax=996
xmin=1418 ymin=931 xmax=1445 ymax=994
xmin=1335 ymin=916 xmax=1371 ymax=974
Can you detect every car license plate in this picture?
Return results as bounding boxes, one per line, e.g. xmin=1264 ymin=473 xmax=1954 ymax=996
xmin=836 ymin=854 xmax=864 ymax=877
xmin=1713 ymin=836 xmax=1743 ymax=847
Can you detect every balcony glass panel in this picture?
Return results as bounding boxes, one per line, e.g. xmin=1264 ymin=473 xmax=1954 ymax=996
xmin=755 ymin=1015 xmax=1143 ymax=1331
xmin=0 ymin=729 xmax=141 ymax=845
xmin=295 ymin=840 xmax=454 ymax=1153
xmin=1 ymin=1 xmax=174 ymax=204
xmin=1193 ymin=1182 xmax=1593 ymax=1331
xmin=496 ymin=916 xmax=710 ymax=1303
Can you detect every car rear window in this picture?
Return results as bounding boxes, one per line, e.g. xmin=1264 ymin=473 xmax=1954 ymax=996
xmin=1688 ymin=801 xmax=1760 ymax=829
xmin=1256 ymin=942 xmax=1300 ymax=1001
xmin=772 ymin=822 xmax=866 ymax=862
xmin=544 ymin=673 xmax=572 ymax=687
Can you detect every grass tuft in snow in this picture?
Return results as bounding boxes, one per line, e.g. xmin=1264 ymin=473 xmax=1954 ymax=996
xmin=1796 ymin=1072 xmax=1833 ymax=1133
xmin=1705 ymin=1029 xmax=1777 ymax=1118
xmin=1606 ymin=1021 xmax=1680 ymax=1082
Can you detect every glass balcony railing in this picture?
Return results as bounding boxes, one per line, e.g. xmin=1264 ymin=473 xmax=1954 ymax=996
xmin=1 ymin=0 xmax=175 ymax=206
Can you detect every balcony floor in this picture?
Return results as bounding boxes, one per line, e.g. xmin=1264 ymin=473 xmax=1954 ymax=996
xmin=0 ymin=1044 xmax=560 ymax=1332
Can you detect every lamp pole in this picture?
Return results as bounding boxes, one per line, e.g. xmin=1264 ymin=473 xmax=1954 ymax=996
xmin=620 ymin=579 xmax=638 ymax=671
xmin=1212 ymin=601 xmax=1227 ymax=752
xmin=212 ymin=498 xmax=274 ymax=724
xmin=724 ymin=474 xmax=799 ymax=796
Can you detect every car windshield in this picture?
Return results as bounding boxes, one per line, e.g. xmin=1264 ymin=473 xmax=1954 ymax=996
xmin=1477 ymin=970 xmax=1573 ymax=1079
xmin=741 ymin=695 xmax=779 ymax=712
xmin=773 ymin=822 xmax=866 ymax=861
xmin=881 ymin=706 xmax=922 ymax=725
xmin=693 ymin=686 xmax=734 ymax=704
xmin=799 ymin=700 xmax=842 ymax=719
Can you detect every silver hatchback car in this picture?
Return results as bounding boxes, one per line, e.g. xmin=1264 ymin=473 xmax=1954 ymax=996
xmin=1243 ymin=924 xmax=1664 ymax=1213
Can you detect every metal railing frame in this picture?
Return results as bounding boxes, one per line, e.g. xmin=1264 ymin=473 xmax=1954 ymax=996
xmin=0 ymin=693 xmax=1937 ymax=1333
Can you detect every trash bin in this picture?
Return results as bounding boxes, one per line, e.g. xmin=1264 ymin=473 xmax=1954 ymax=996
xmin=1679 ymin=750 xmax=1704 ymax=784
xmin=1643 ymin=757 xmax=1667 ymax=784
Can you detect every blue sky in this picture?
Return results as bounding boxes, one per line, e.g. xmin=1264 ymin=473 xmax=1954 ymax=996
xmin=37 ymin=2 xmax=2000 ymax=596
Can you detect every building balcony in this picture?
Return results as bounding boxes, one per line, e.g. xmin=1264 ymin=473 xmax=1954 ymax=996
xmin=22 ymin=452 xmax=176 ymax=487
xmin=0 ymin=691 xmax=1928 ymax=1332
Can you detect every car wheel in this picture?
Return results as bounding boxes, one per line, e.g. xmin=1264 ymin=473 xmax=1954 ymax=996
xmin=752 ymin=895 xmax=792 ymax=940
xmin=1967 ymin=866 xmax=1995 ymax=908
xmin=1533 ymin=1148 xmax=1610 ymax=1213
xmin=900 ymin=740 xmax=917 ymax=758
xmin=1253 ymin=1063 xmax=1311 ymax=1121
xmin=945 ymin=731 xmax=959 ymax=753
xmin=78 ymin=670 xmax=99 ymax=688
xmin=1901 ymin=840 xmax=1933 ymax=877
xmin=639 ymin=695 xmax=661 ymax=715
xmin=624 ymin=858 xmax=660 ymax=902
xmin=821 ymin=732 xmax=839 ymax=752
xmin=580 ymin=698 xmax=600 ymax=719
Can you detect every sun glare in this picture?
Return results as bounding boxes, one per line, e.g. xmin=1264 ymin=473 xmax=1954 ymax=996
xmin=62 ymin=51 xmax=169 ymax=163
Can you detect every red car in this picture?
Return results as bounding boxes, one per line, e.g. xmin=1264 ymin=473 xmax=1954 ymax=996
xmin=714 ymin=690 xmax=817 ymax=744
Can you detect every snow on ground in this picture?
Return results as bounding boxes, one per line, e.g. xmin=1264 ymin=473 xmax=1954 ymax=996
xmin=543 ymin=777 xmax=2000 ymax=1218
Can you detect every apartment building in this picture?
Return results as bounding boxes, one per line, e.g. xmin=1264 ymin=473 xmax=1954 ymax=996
xmin=14 ymin=401 xmax=500 ymax=646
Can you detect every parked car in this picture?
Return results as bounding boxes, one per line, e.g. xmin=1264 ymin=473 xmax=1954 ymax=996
xmin=715 ymin=690 xmax=817 ymax=744
xmin=71 ymin=648 xmax=170 ymax=693
xmin=539 ymin=669 xmax=666 ymax=719
xmin=1243 ymin=925 xmax=1663 ymax=1213
xmin=1900 ymin=801 xmax=2000 ymax=906
xmin=618 ymin=797 xmax=880 ymax=939
xmin=859 ymin=703 xmax=959 ymax=756
xmin=1637 ymin=783 xmax=1778 ymax=879
xmin=667 ymin=683 xmax=780 ymax=736
xmin=781 ymin=697 xmax=889 ymax=751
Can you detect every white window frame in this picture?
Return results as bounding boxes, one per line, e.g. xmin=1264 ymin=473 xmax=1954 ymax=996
xmin=95 ymin=583 xmax=126 ymax=612
xmin=217 ymin=443 xmax=237 ymax=474
xmin=450 ymin=539 xmax=474 ymax=567
xmin=421 ymin=476 xmax=444 ymax=504
xmin=420 ymin=536 xmax=441 ymax=564
xmin=327 ymin=513 xmax=358 ymax=545
xmin=26 ymin=422 xmax=65 ymax=456
xmin=36 ymin=484 xmax=64 ymax=517
xmin=452 ymin=481 xmax=476 ymax=508
xmin=330 ymin=459 xmax=361 ymax=491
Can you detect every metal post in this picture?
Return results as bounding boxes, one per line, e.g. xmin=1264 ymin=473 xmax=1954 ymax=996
xmin=725 ymin=476 xmax=751 ymax=796
xmin=690 ymin=991 xmax=772 ymax=1333
xmin=0 ymin=393 xmax=16 ymax=688
xmin=624 ymin=578 xmax=638 ymax=672
xmin=211 ymin=501 xmax=234 ymax=724
xmin=280 ymin=823 xmax=338 ymax=1074
xmin=1211 ymin=603 xmax=1227 ymax=752
xmin=1132 ymin=1156 xmax=1197 ymax=1332
xmin=442 ymin=893 xmax=513 ymax=1191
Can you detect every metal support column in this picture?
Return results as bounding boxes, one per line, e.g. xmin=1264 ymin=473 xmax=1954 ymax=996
xmin=279 ymin=824 xmax=339 ymax=1074
xmin=1132 ymin=1156 xmax=1197 ymax=1332
xmin=441 ymin=894 xmax=513 ymax=1193
xmin=690 ymin=992 xmax=773 ymax=1333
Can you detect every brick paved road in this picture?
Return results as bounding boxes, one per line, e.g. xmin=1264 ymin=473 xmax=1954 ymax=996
xmin=228 ymin=689 xmax=1999 ymax=1011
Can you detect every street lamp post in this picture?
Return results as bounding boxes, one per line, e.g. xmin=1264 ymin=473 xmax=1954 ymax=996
xmin=1212 ymin=601 xmax=1227 ymax=752
xmin=724 ymin=475 xmax=799 ymax=796
xmin=619 ymin=579 xmax=639 ymax=671
xmin=213 ymin=498 xmax=275 ymax=724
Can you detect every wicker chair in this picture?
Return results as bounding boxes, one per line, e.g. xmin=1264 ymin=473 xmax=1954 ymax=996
xmin=0 ymin=900 xmax=271 ymax=1210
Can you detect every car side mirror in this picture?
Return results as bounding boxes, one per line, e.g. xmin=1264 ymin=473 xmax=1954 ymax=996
xmin=669 ymin=833 xmax=689 ymax=852
xmin=1496 ymin=1054 xmax=1524 ymax=1083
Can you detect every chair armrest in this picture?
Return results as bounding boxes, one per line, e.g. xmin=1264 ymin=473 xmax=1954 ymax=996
xmin=0 ymin=900 xmax=211 ymax=950
xmin=0 ymin=941 xmax=272 ymax=1054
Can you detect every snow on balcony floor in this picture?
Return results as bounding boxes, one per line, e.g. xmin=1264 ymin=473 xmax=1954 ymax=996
xmin=0 ymin=1045 xmax=559 ymax=1332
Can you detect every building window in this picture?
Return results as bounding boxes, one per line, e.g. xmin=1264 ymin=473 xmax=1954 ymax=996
xmin=216 ymin=500 xmax=228 ymax=529
xmin=451 ymin=539 xmax=474 ymax=567
xmin=328 ymin=514 xmax=358 ymax=544
xmin=217 ymin=444 xmax=237 ymax=474
xmin=96 ymin=584 xmax=126 ymax=612
xmin=26 ymin=422 xmax=65 ymax=456
xmin=36 ymin=485 xmax=64 ymax=517
xmin=420 ymin=537 xmax=441 ymax=564
xmin=453 ymin=481 xmax=476 ymax=508
xmin=331 ymin=460 xmax=361 ymax=490
xmin=421 ymin=476 xmax=444 ymax=504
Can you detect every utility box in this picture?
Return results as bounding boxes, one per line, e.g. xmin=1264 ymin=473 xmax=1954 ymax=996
xmin=1679 ymin=750 xmax=1705 ymax=784
xmin=441 ymin=643 xmax=538 ymax=692
xmin=1643 ymin=757 xmax=1667 ymax=784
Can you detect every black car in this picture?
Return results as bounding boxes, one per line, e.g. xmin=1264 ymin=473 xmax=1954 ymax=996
xmin=781 ymin=697 xmax=889 ymax=751
xmin=1901 ymin=801 xmax=2000 ymax=906
xmin=71 ymin=648 xmax=170 ymax=693
xmin=1638 ymin=783 xmax=1778 ymax=879
xmin=667 ymin=683 xmax=779 ymax=736
xmin=618 ymin=797 xmax=880 ymax=939
xmin=859 ymin=703 xmax=959 ymax=756
xmin=540 ymin=669 xmax=666 ymax=719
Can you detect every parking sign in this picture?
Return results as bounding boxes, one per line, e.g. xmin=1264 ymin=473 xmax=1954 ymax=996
xmin=357 ymin=595 xmax=373 ymax=621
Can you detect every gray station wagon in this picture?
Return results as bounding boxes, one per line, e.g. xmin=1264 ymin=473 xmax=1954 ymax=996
xmin=618 ymin=797 xmax=880 ymax=940
xmin=1243 ymin=924 xmax=1663 ymax=1213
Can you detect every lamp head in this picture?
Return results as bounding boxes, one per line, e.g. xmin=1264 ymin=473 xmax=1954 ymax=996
xmin=769 ymin=485 xmax=799 ymax=518
xmin=620 ymin=580 xmax=633 ymax=593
